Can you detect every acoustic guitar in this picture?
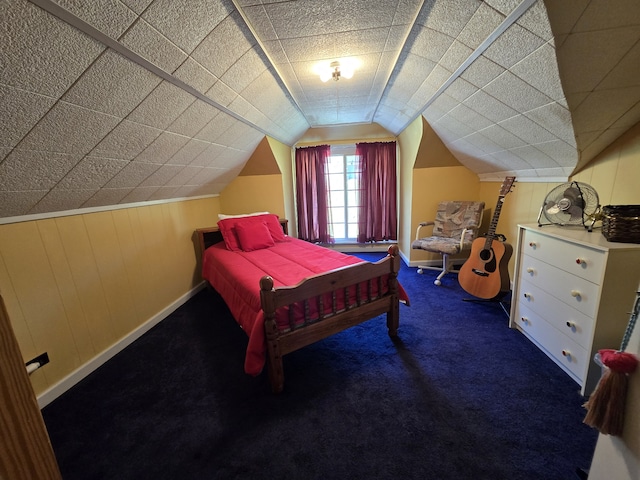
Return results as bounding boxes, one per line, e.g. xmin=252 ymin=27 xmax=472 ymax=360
xmin=458 ymin=176 xmax=516 ymax=300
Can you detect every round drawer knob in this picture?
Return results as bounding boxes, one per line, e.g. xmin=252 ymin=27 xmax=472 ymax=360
xmin=562 ymin=349 xmax=571 ymax=357
xmin=523 ymin=293 xmax=531 ymax=299
xmin=529 ymin=242 xmax=537 ymax=248
xmin=570 ymin=290 xmax=581 ymax=298
xmin=566 ymin=321 xmax=575 ymax=328
xmin=521 ymin=317 xmax=529 ymax=325
xmin=576 ymin=258 xmax=584 ymax=265
xmin=526 ymin=267 xmax=535 ymax=274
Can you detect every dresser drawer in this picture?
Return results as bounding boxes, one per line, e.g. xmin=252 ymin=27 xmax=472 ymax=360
xmin=514 ymin=303 xmax=588 ymax=382
xmin=521 ymin=229 xmax=606 ymax=284
xmin=519 ymin=254 xmax=600 ymax=318
xmin=517 ymin=278 xmax=594 ymax=349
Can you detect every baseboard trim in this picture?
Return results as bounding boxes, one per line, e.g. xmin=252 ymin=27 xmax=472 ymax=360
xmin=37 ymin=282 xmax=206 ymax=409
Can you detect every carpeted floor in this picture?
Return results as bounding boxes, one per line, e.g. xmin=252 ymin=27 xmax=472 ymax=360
xmin=42 ymin=253 xmax=598 ymax=479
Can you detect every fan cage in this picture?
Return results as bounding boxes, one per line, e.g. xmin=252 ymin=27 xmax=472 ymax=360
xmin=537 ymin=181 xmax=600 ymax=231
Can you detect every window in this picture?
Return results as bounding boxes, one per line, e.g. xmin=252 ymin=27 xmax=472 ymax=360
xmin=327 ymin=148 xmax=361 ymax=241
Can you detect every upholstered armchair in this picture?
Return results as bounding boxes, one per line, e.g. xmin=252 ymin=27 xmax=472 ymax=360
xmin=411 ymin=201 xmax=485 ymax=285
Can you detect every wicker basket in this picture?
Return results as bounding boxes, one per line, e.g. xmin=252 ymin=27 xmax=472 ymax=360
xmin=602 ymin=205 xmax=640 ymax=243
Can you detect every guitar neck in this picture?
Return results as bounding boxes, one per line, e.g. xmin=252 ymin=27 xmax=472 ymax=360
xmin=484 ymin=198 xmax=504 ymax=249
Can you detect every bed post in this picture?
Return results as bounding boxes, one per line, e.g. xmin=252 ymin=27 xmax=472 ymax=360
xmin=386 ymin=245 xmax=400 ymax=337
xmin=260 ymin=276 xmax=285 ymax=393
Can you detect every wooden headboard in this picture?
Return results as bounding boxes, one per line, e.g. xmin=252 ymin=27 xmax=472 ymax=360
xmin=195 ymin=219 xmax=289 ymax=258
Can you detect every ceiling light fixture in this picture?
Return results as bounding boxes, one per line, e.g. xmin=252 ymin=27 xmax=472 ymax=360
xmin=318 ymin=60 xmax=354 ymax=82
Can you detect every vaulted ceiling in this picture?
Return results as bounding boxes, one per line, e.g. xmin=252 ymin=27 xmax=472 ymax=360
xmin=1 ymin=0 xmax=639 ymax=219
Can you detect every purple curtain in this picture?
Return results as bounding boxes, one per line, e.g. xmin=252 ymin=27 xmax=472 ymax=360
xmin=295 ymin=145 xmax=333 ymax=243
xmin=356 ymin=141 xmax=397 ymax=243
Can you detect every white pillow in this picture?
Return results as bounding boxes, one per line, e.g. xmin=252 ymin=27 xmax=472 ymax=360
xmin=218 ymin=211 xmax=269 ymax=220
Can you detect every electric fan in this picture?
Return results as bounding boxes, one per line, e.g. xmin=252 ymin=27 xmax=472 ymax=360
xmin=537 ymin=181 xmax=601 ymax=231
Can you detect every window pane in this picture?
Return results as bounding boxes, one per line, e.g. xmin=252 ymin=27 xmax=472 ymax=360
xmin=327 ymin=156 xmax=344 ymax=173
xmin=330 ymin=191 xmax=344 ymax=207
xmin=333 ymin=224 xmax=346 ymax=239
xmin=330 ymin=207 xmax=345 ymax=223
xmin=328 ymin=173 xmax=344 ymax=190
xmin=347 ymin=190 xmax=359 ymax=205
xmin=347 ymin=207 xmax=359 ymax=222
xmin=347 ymin=223 xmax=359 ymax=239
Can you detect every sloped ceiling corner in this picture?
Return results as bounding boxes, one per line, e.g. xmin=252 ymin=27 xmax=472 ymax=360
xmin=0 ymin=0 xmax=639 ymax=219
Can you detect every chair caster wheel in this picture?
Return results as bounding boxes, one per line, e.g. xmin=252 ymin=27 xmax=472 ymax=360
xmin=434 ymin=279 xmax=441 ymax=286
xmin=417 ymin=268 xmax=423 ymax=274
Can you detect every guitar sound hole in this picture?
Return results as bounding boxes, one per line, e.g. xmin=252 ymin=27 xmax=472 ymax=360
xmin=479 ymin=249 xmax=492 ymax=261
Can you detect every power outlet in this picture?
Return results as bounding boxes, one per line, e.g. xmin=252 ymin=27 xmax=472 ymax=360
xmin=25 ymin=351 xmax=49 ymax=369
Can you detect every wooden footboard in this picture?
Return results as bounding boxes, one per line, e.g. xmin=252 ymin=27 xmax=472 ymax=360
xmin=260 ymin=245 xmax=401 ymax=393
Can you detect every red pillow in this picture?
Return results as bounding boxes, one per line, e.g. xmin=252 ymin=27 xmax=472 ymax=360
xmin=235 ymin=221 xmax=275 ymax=251
xmin=217 ymin=214 xmax=285 ymax=251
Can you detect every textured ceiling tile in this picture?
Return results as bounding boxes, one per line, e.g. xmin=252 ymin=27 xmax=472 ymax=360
xmin=195 ymin=113 xmax=238 ymax=142
xmin=278 ymin=34 xmax=336 ymax=64
xmin=499 ymin=114 xmax=558 ymax=144
xmin=142 ymin=0 xmax=233 ymax=53
xmin=166 ymin=100 xmax=220 ymax=137
xmin=0 ymin=150 xmax=79 ymax=191
xmin=0 ymin=84 xmax=56 ymax=149
xmin=61 ymin=49 xmax=162 ymax=118
xmin=334 ymin=27 xmax=392 ymax=57
xmin=611 ymin=99 xmax=640 ymax=131
xmin=557 ymin=27 xmax=640 ymax=94
xmin=134 ymin=132 xmax=191 ymax=164
xmin=510 ymin=43 xmax=566 ymax=105
xmin=484 ymin=0 xmax=521 ymax=16
xmin=119 ymin=19 xmax=188 ymax=73
xmin=447 ymin=103 xmax=492 ymax=132
xmin=463 ymin=131 xmax=505 ymax=155
xmin=242 ymin=5 xmax=278 ymax=41
xmin=509 ymin=144 xmax=559 ymax=168
xmin=52 ymin=0 xmax=138 ymax=38
xmin=456 ymin=2 xmax=505 ymax=50
xmin=417 ymin=0 xmax=481 ymax=38
xmin=90 ymin=120 xmax=163 ymax=160
xmin=127 ymin=81 xmax=196 ymax=130
xmin=58 ymin=155 xmax=129 ymax=189
xmin=463 ymin=89 xmax=518 ymax=123
xmin=206 ymin=81 xmax=238 ymax=107
xmin=221 ymin=49 xmax=269 ymax=93
xmin=29 ymin=188 xmax=98 ymax=214
xmin=104 ymin=161 xmax=160 ymax=188
xmin=483 ymin=23 xmax=546 ymax=69
xmin=437 ymin=39 xmax=473 ymax=73
xmin=165 ymin=139 xmax=210 ymax=165
xmin=190 ymin=143 xmax=227 ymax=167
xmin=434 ymin=114 xmax=476 ymax=139
xmin=192 ymin=11 xmax=254 ymax=77
xmin=120 ymin=186 xmax=160 ymax=204
xmin=139 ymin=164 xmax=183 ymax=187
xmin=534 ymin=140 xmax=579 ymax=167
xmin=19 ymin=102 xmax=121 ymax=155
xmin=147 ymin=185 xmax=180 ymax=201
xmin=120 ymin=0 xmax=154 ymax=15
xmin=483 ymin=70 xmax=554 ymax=113
xmin=83 ymin=188 xmax=133 ymax=208
xmin=517 ymin=0 xmax=554 ymax=41
xmin=173 ymin=58 xmax=218 ymax=93
xmin=165 ymin=165 xmax=204 ymax=186
xmin=0 ymin=191 xmax=47 ymax=218
xmin=477 ymin=124 xmax=527 ymax=150
xmin=0 ymin=0 xmax=105 ymax=97
xmin=524 ymin=103 xmax=575 ymax=146
xmin=460 ymin=55 xmax=504 ymax=89
xmin=443 ymin=77 xmax=478 ymax=103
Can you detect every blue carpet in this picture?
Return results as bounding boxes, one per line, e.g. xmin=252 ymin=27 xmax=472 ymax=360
xmin=42 ymin=252 xmax=597 ymax=479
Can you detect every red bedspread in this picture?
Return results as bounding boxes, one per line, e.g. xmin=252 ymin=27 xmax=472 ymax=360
xmin=202 ymin=237 xmax=404 ymax=376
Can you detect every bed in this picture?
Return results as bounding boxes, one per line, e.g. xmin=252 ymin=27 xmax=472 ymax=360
xmin=195 ymin=213 xmax=408 ymax=393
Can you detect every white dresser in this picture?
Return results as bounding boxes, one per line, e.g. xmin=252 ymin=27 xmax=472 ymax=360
xmin=509 ymin=224 xmax=640 ymax=396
